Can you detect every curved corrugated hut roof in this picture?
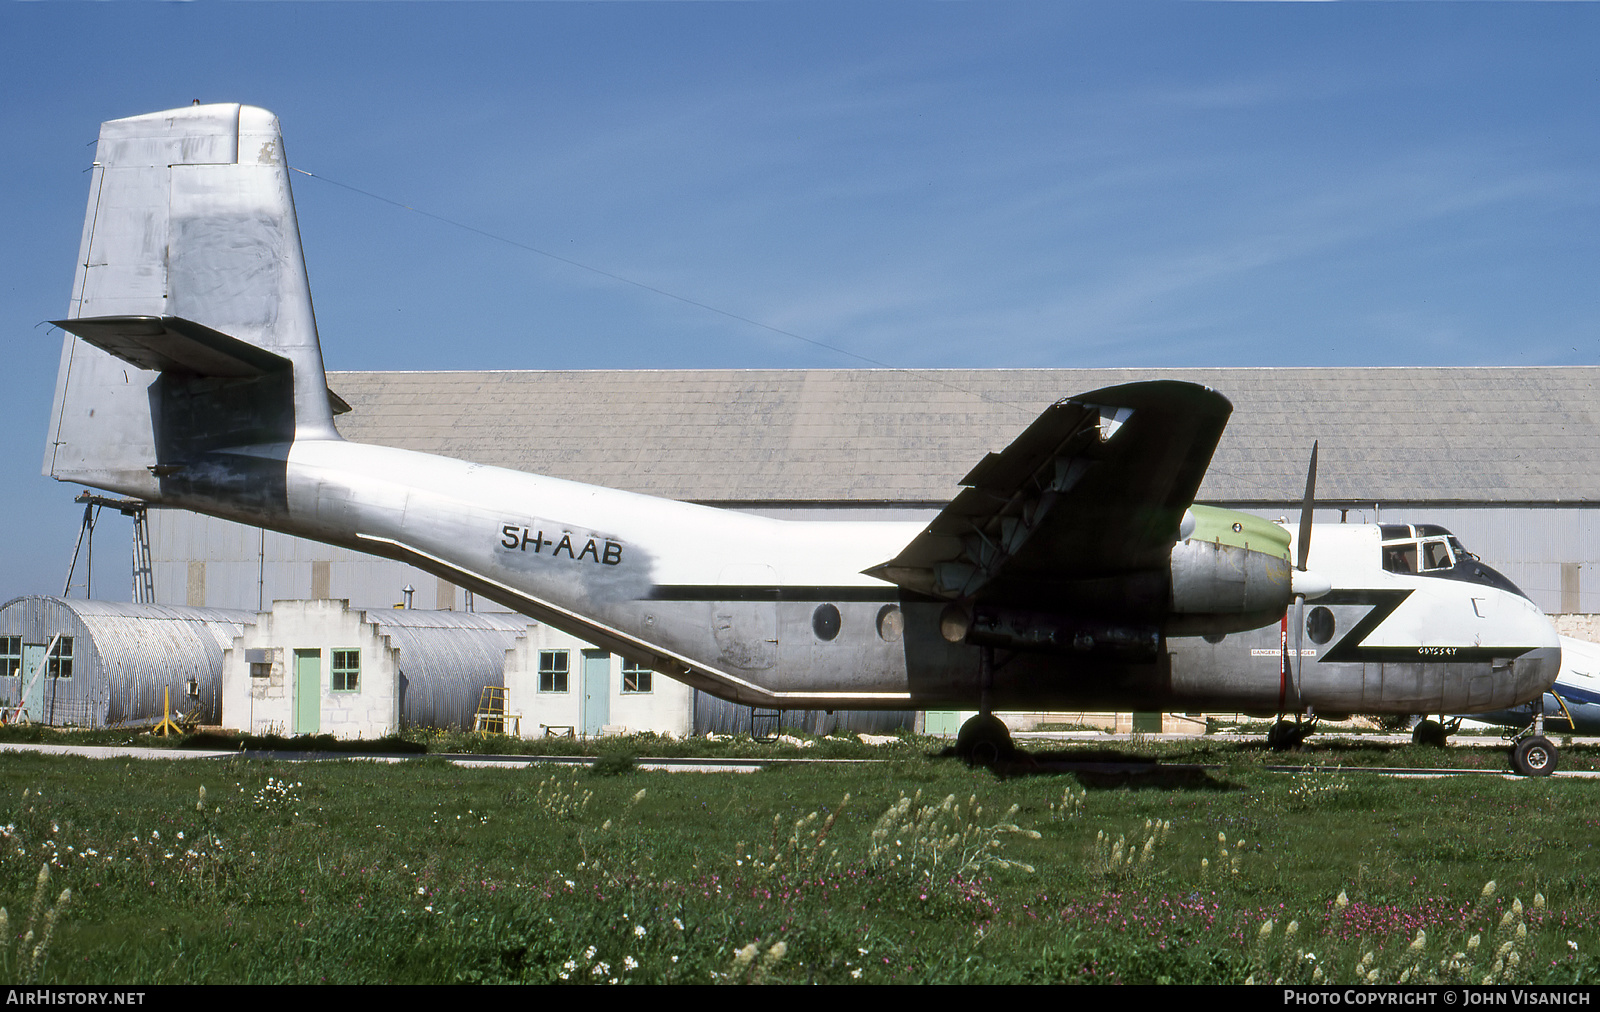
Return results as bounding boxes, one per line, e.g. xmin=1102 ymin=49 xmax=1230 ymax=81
xmin=357 ymin=608 xmax=528 ymax=729
xmin=0 ymin=596 xmax=255 ymax=726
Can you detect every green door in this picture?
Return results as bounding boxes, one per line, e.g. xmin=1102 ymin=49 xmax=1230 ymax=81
xmin=581 ymin=650 xmax=610 ymax=737
xmin=293 ymin=649 xmax=321 ymax=734
xmin=20 ymin=645 xmax=45 ymax=721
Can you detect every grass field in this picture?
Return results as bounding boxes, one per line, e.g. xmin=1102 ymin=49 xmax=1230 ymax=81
xmin=1 ymin=731 xmax=1598 ymax=984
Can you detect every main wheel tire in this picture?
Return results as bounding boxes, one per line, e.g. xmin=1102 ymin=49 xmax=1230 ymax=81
xmin=1412 ymin=719 xmax=1448 ymax=748
xmin=1511 ymin=735 xmax=1558 ymax=777
xmin=956 ymin=713 xmax=1012 ymax=766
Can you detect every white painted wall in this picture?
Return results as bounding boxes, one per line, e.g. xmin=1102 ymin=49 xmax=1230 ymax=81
xmin=504 ymin=623 xmax=692 ymax=739
xmin=221 ymin=599 xmax=400 ymax=738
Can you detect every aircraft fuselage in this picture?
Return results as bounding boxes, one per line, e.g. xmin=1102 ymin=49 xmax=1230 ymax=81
xmin=132 ymin=438 xmax=1557 ymax=716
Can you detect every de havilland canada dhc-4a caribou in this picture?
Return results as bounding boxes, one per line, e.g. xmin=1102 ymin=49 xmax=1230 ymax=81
xmin=42 ymin=105 xmax=1564 ymax=772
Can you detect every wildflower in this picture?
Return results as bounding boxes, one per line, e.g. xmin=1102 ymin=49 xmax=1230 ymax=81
xmin=623 ymin=956 xmax=638 ymax=971
xmin=634 ymin=924 xmax=646 ymax=937
xmin=673 ymin=917 xmax=685 ymax=931
xmin=584 ymin=945 xmax=597 ymax=961
xmin=851 ymin=968 xmax=862 ymax=979
xmin=1569 ymin=941 xmax=1579 ymax=954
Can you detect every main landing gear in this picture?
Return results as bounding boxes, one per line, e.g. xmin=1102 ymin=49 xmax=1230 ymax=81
xmin=1267 ymin=712 xmax=1318 ymax=751
xmin=955 ymin=644 xmax=1016 ymax=767
xmin=1410 ymin=716 xmax=1461 ymax=748
xmin=955 ymin=712 xmax=1015 ymax=766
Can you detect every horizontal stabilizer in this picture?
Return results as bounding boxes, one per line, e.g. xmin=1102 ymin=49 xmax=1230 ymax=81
xmin=53 ymin=315 xmax=290 ymax=378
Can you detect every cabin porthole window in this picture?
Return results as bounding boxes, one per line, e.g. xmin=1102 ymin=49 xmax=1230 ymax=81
xmin=875 ymin=605 xmax=903 ymax=642
xmin=812 ymin=604 xmax=841 ymax=642
xmin=1307 ymin=606 xmax=1335 ymax=645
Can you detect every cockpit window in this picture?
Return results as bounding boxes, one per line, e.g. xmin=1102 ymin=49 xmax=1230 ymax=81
xmin=1377 ymin=526 xmax=1529 ymax=600
xmin=1421 ymin=539 xmax=1453 ymax=572
xmin=1382 ymin=542 xmax=1419 ymax=574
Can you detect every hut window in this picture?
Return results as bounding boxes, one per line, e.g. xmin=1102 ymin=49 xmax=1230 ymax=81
xmin=0 ymin=638 xmax=18 ymax=679
xmin=332 ymin=649 xmax=360 ymax=692
xmin=47 ymin=639 xmax=72 ymax=680
xmin=538 ymin=650 xmax=569 ymax=692
xmin=622 ymin=661 xmax=652 ymax=694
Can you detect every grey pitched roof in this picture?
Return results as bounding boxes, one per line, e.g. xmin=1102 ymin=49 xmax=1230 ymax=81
xmin=326 ymin=367 xmax=1600 ymax=507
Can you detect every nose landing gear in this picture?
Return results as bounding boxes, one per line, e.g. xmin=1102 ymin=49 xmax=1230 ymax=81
xmin=1508 ymin=699 xmax=1558 ymax=777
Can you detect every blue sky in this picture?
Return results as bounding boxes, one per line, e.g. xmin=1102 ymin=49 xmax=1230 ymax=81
xmin=3 ymin=2 xmax=1598 ymax=602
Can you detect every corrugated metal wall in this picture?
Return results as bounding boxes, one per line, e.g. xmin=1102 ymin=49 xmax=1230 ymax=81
xmin=364 ymin=609 xmax=528 ymax=730
xmin=148 ymin=512 xmax=518 ymax=614
xmin=0 ymin=596 xmax=253 ymax=727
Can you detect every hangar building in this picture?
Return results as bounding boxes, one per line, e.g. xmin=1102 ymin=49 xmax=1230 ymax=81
xmin=144 ymin=366 xmax=1600 ymax=615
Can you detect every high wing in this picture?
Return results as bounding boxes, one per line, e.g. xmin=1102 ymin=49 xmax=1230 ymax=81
xmin=865 ymin=380 xmax=1231 ymax=606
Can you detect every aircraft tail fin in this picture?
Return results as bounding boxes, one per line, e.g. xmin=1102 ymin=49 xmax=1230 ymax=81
xmin=44 ymin=104 xmax=337 ymax=501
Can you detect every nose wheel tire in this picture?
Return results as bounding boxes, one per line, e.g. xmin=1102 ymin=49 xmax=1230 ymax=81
xmin=1511 ymin=735 xmax=1558 ymax=777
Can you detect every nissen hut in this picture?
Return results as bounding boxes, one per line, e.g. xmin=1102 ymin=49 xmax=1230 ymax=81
xmin=0 ymin=596 xmax=254 ymax=727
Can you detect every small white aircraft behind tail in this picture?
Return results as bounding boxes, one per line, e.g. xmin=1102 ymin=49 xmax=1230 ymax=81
xmin=42 ymin=105 xmax=1562 ymax=769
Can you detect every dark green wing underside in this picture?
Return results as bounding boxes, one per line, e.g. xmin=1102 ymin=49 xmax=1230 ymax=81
xmin=866 ymin=380 xmax=1232 ymax=604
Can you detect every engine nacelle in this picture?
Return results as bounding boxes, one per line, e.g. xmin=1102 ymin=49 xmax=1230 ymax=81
xmin=1166 ymin=506 xmax=1294 ymax=636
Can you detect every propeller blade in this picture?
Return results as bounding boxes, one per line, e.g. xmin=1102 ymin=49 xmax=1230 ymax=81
xmin=1294 ymin=593 xmax=1305 ymax=701
xmin=1297 ymin=441 xmax=1318 ymax=572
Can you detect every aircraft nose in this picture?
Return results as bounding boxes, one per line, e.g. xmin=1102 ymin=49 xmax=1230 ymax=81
xmin=1519 ymin=645 xmax=1563 ymax=699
